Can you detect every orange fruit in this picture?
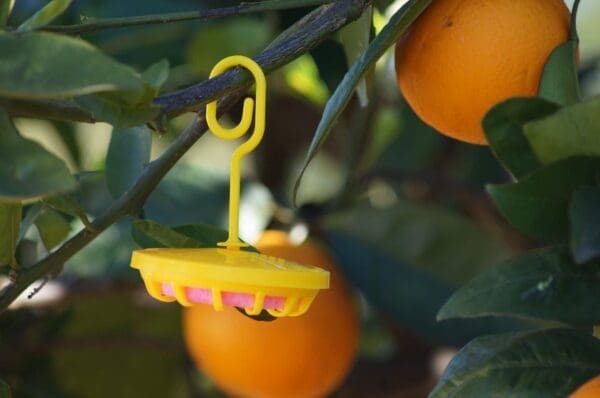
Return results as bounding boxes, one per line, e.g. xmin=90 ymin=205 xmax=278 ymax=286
xmin=395 ymin=0 xmax=571 ymax=145
xmin=183 ymin=230 xmax=359 ymax=398
xmin=570 ymin=375 xmax=600 ymax=398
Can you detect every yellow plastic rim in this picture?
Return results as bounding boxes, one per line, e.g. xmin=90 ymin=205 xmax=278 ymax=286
xmin=131 ymin=248 xmax=330 ymax=317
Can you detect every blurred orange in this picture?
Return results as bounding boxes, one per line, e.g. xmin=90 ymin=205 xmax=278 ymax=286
xmin=183 ymin=230 xmax=359 ymax=398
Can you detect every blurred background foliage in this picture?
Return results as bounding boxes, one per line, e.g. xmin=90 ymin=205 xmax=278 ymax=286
xmin=1 ymin=0 xmax=600 ymax=397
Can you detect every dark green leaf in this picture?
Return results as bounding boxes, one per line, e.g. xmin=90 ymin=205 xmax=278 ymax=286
xmin=16 ymin=0 xmax=72 ymax=33
xmin=0 ymin=0 xmax=14 ymax=26
xmin=487 ymin=156 xmax=600 ymax=242
xmin=325 ymin=200 xmax=509 ymax=286
xmin=131 ymin=220 xmax=202 ymax=249
xmin=0 ymin=31 xmax=145 ymax=99
xmin=438 ymin=246 xmax=600 ymax=325
xmin=430 ymin=328 xmax=600 ymax=398
xmin=75 ymin=95 xmax=158 ymax=128
xmin=523 ymin=97 xmax=600 ymax=165
xmin=132 ymin=220 xmax=258 ymax=253
xmin=105 ymin=126 xmax=151 ymax=199
xmin=538 ymin=0 xmax=582 ymax=105
xmin=0 ymin=108 xmax=75 ymax=199
xmin=570 ymin=186 xmax=600 ymax=264
xmin=0 ymin=202 xmax=21 ymax=267
xmin=326 ymin=230 xmax=520 ymax=345
xmin=171 ymin=224 xmax=229 ymax=248
xmin=538 ymin=41 xmax=580 ymax=106
xmin=483 ymin=97 xmax=560 ymax=179
xmin=0 ymin=379 xmax=11 ymax=398
xmin=293 ymin=0 xmax=432 ymax=203
xmin=34 ymin=208 xmax=71 ymax=250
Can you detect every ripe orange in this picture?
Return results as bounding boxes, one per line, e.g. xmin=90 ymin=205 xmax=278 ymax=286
xmin=395 ymin=0 xmax=571 ymax=145
xmin=183 ymin=230 xmax=359 ymax=398
xmin=570 ymin=375 xmax=600 ymax=398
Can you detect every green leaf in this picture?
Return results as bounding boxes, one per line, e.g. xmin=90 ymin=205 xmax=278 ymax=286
xmin=570 ymin=186 xmax=600 ymax=264
xmin=325 ymin=200 xmax=515 ymax=345
xmin=430 ymin=328 xmax=600 ymax=398
xmin=523 ymin=97 xmax=600 ymax=165
xmin=293 ymin=0 xmax=432 ymax=203
xmin=141 ymin=59 xmax=170 ymax=94
xmin=326 ymin=200 xmax=509 ymax=286
xmin=487 ymin=156 xmax=600 ymax=242
xmin=131 ymin=220 xmax=203 ymax=249
xmin=483 ymin=97 xmax=560 ymax=179
xmin=0 ymin=0 xmax=14 ymax=26
xmin=74 ymin=95 xmax=158 ymax=128
xmin=0 ymin=31 xmax=145 ymax=99
xmin=186 ymin=18 xmax=272 ymax=76
xmin=538 ymin=0 xmax=581 ymax=106
xmin=42 ymin=193 xmax=87 ymax=220
xmin=438 ymin=246 xmax=600 ymax=325
xmin=326 ymin=230 xmax=519 ymax=345
xmin=0 ymin=202 xmax=21 ymax=267
xmin=16 ymin=0 xmax=72 ymax=33
xmin=0 ymin=108 xmax=75 ymax=199
xmin=0 ymin=379 xmax=11 ymax=398
xmin=132 ymin=220 xmax=258 ymax=252
xmin=538 ymin=41 xmax=580 ymax=106
xmin=34 ymin=208 xmax=71 ymax=250
xmin=105 ymin=126 xmax=151 ymax=199
xmin=338 ymin=5 xmax=372 ymax=107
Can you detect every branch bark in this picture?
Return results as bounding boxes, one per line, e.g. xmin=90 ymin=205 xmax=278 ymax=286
xmin=43 ymin=0 xmax=333 ymax=35
xmin=0 ymin=0 xmax=372 ymax=312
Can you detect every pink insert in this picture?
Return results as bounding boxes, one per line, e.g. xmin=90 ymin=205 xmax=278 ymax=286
xmin=161 ymin=283 xmax=285 ymax=310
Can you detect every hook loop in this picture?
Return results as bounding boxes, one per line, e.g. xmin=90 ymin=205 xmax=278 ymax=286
xmin=206 ymin=56 xmax=266 ymax=249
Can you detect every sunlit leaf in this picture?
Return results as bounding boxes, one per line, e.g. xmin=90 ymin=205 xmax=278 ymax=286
xmin=0 ymin=108 xmax=75 ymax=199
xmin=293 ymin=0 xmax=432 ymax=203
xmin=0 ymin=32 xmax=146 ymax=99
xmin=0 ymin=202 xmax=21 ymax=267
xmin=438 ymin=246 xmax=600 ymax=325
xmin=430 ymin=328 xmax=600 ymax=398
xmin=16 ymin=0 xmax=72 ymax=33
xmin=523 ymin=97 xmax=600 ymax=165
xmin=34 ymin=208 xmax=71 ymax=250
xmin=0 ymin=0 xmax=14 ymax=26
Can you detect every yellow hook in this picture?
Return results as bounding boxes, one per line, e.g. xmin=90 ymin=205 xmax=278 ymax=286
xmin=206 ymin=56 xmax=266 ymax=250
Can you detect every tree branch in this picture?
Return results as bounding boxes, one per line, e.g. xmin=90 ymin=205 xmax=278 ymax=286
xmin=0 ymin=0 xmax=372 ymax=312
xmin=43 ymin=0 xmax=333 ymax=35
xmin=154 ymin=0 xmax=369 ymax=118
xmin=9 ymin=0 xmax=370 ymax=125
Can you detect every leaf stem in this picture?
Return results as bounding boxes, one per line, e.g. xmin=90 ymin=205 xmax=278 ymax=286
xmin=43 ymin=0 xmax=333 ymax=35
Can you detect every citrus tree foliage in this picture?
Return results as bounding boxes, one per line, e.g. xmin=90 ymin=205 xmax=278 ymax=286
xmin=0 ymin=0 xmax=599 ymax=396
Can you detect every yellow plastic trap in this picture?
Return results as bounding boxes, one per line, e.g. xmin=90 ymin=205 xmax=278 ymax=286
xmin=130 ymin=56 xmax=330 ymax=317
